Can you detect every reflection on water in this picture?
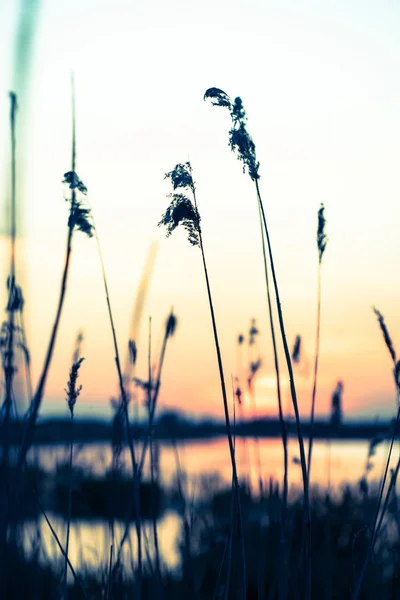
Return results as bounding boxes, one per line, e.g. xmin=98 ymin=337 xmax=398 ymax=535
xmin=25 ymin=511 xmax=181 ymax=573
xmin=28 ymin=436 xmax=398 ymax=490
xmin=24 ymin=436 xmax=399 ymax=572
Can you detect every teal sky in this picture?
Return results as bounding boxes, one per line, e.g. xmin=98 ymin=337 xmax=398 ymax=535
xmin=0 ymin=0 xmax=400 ymax=421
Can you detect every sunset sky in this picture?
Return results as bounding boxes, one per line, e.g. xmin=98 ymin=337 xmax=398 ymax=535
xmin=0 ymin=0 xmax=400 ymax=422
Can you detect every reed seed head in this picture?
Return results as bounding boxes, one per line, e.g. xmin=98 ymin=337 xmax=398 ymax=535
xmin=6 ymin=276 xmax=24 ymax=312
xmin=203 ymin=87 xmax=232 ymax=109
xmin=292 ymin=335 xmax=302 ymax=364
xmin=63 ymin=171 xmax=93 ymax=237
xmin=158 ymin=192 xmax=201 ymax=247
xmin=317 ymin=203 xmax=328 ymax=263
xmin=65 ymin=357 xmax=84 ymax=416
xmin=204 ymin=89 xmax=260 ymax=181
xmin=165 ymin=162 xmax=195 ymax=193
xmin=128 ymin=339 xmax=137 ymax=366
xmin=166 ymin=311 xmax=178 ymax=338
xmin=373 ymin=307 xmax=396 ymax=365
xmin=238 ymin=334 xmax=244 ymax=345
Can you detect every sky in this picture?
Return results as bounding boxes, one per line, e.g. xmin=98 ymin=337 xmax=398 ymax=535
xmin=0 ymin=0 xmax=400 ymax=422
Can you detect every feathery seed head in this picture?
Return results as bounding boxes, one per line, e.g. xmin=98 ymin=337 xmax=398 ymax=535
xmin=6 ymin=276 xmax=24 ymax=312
xmin=373 ymin=307 xmax=396 ymax=365
xmin=65 ymin=357 xmax=84 ymax=416
xmin=128 ymin=339 xmax=137 ymax=366
xmin=166 ymin=311 xmax=178 ymax=338
xmin=165 ymin=162 xmax=195 ymax=193
xmin=203 ymin=87 xmax=232 ymax=109
xmin=63 ymin=171 xmax=93 ymax=237
xmin=317 ymin=203 xmax=328 ymax=263
xmin=234 ymin=378 xmax=242 ymax=405
xmin=205 ymin=88 xmax=260 ymax=181
xmin=229 ymin=117 xmax=260 ymax=181
xmin=292 ymin=335 xmax=302 ymax=364
xmin=158 ymin=193 xmax=201 ymax=247
xmin=72 ymin=330 xmax=84 ymax=364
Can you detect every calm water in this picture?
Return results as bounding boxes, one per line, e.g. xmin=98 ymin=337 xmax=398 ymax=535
xmin=25 ymin=437 xmax=399 ymax=573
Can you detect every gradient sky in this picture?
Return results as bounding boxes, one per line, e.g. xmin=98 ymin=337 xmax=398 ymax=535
xmin=0 ymin=0 xmax=400 ymax=421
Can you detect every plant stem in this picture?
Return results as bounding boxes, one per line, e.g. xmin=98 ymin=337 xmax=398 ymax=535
xmin=3 ymin=93 xmax=18 ymax=469
xmin=255 ymin=179 xmax=311 ymax=600
xmin=257 ymin=196 xmax=288 ymax=599
xmin=18 ymin=78 xmax=77 ymax=468
xmin=93 ymin=230 xmax=142 ymax=599
xmin=352 ymin=404 xmax=400 ymax=600
xmin=63 ymin=412 xmax=74 ymax=599
xmin=308 ymin=261 xmax=322 ymax=479
xmin=18 ymin=199 xmax=74 ymax=470
xmin=139 ymin=322 xmax=170 ymax=476
xmin=193 ymin=189 xmax=246 ymax=597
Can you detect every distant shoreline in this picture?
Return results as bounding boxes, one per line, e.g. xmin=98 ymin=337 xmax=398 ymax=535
xmin=9 ymin=415 xmax=397 ymax=445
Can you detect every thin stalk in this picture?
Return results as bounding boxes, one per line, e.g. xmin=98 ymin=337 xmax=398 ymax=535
xmin=93 ymin=230 xmax=142 ymax=599
xmin=148 ymin=317 xmax=162 ymax=585
xmin=194 ymin=200 xmax=247 ymax=597
xmin=352 ymin=404 xmax=400 ymax=600
xmin=18 ymin=309 xmax=33 ymax=401
xmin=106 ymin=544 xmax=113 ymax=600
xmin=3 ymin=93 xmax=18 ymax=469
xmin=224 ymin=477 xmax=236 ymax=600
xmin=117 ymin=312 xmax=174 ymax=570
xmin=18 ymin=81 xmax=77 ymax=467
xmin=30 ymin=485 xmax=88 ymax=599
xmin=63 ymin=412 xmax=74 ymax=599
xmin=139 ymin=323 xmax=170 ymax=476
xmin=257 ymin=198 xmax=288 ymax=599
xmin=255 ymin=179 xmax=311 ymax=599
xmin=307 ymin=261 xmax=322 ymax=478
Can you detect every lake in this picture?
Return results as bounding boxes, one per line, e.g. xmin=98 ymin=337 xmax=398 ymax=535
xmin=24 ymin=436 xmax=398 ymax=575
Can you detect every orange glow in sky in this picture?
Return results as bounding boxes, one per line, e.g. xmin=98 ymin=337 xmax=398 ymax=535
xmin=1 ymin=0 xmax=400 ymax=421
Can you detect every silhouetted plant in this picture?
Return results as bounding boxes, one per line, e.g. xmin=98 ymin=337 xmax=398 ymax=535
xmin=18 ymin=79 xmax=92 ymax=470
xmin=63 ymin=338 xmax=85 ymax=599
xmin=353 ymin=309 xmax=400 ymax=599
xmin=205 ymin=87 xmax=307 ymax=599
xmin=159 ymin=161 xmax=247 ymax=597
xmin=308 ymin=203 xmax=328 ymax=479
xmin=292 ymin=335 xmax=302 ymax=364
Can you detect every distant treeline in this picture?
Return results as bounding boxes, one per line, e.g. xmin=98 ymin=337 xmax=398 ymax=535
xmin=6 ymin=411 xmax=398 ymax=445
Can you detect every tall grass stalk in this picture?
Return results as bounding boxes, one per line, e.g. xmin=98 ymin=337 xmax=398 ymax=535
xmin=204 ymin=88 xmax=310 ymax=597
xmin=159 ymin=162 xmax=246 ymax=598
xmin=307 ymin=204 xmax=328 ymax=478
xmin=30 ymin=485 xmax=89 ymax=600
xmin=62 ymin=343 xmax=84 ymax=599
xmin=352 ymin=309 xmax=400 ymax=600
xmin=18 ymin=77 xmax=93 ymax=468
xmin=257 ymin=199 xmax=288 ymax=598
xmin=147 ymin=316 xmax=162 ymax=587
xmin=138 ymin=310 xmax=177 ymax=477
xmin=91 ymin=226 xmax=143 ymax=598
xmin=2 ymin=92 xmax=18 ymax=471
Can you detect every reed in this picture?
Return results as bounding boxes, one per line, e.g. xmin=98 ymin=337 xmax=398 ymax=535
xmin=204 ymin=87 xmax=310 ymax=599
xmin=18 ymin=78 xmax=93 ymax=469
xmin=62 ymin=333 xmax=84 ymax=599
xmin=352 ymin=308 xmax=400 ymax=599
xmin=159 ymin=161 xmax=247 ymax=598
xmin=307 ymin=203 xmax=328 ymax=478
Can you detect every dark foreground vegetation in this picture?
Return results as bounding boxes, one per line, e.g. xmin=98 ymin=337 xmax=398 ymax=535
xmin=3 ymin=476 xmax=400 ymax=599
